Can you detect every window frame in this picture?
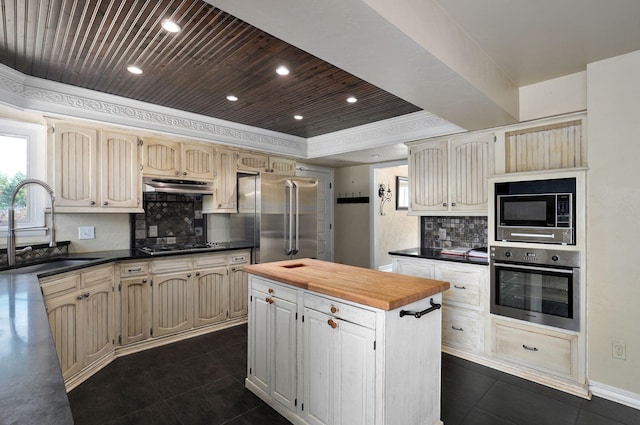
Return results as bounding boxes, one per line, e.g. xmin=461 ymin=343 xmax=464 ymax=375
xmin=0 ymin=119 xmax=48 ymax=238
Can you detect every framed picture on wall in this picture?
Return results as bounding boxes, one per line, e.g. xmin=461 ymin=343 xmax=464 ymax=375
xmin=396 ymin=176 xmax=409 ymax=210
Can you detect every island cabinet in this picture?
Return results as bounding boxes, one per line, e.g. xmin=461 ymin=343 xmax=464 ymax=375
xmin=408 ymin=132 xmax=494 ymax=215
xmin=244 ymin=258 xmax=450 ymax=425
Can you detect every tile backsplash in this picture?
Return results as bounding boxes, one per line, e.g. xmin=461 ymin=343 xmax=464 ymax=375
xmin=421 ymin=216 xmax=488 ymax=249
xmin=132 ymin=193 xmax=206 ymax=248
xmin=0 ymin=241 xmax=69 ymax=269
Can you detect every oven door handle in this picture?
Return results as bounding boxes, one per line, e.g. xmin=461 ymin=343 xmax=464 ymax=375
xmin=493 ymin=262 xmax=575 ymax=274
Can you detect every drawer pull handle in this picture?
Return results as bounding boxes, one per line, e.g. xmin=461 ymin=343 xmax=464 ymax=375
xmin=451 ymin=326 xmax=464 ymax=331
xmin=399 ymin=298 xmax=441 ymax=319
xmin=128 ymin=267 xmax=142 ymax=272
xmin=522 ymin=344 xmax=539 ymax=352
xmin=454 ymin=285 xmax=466 ymax=290
xmin=330 ymin=305 xmax=338 ymax=314
xmin=266 ymin=297 xmax=274 ymax=304
xmin=327 ymin=319 xmax=337 ymax=329
xmin=268 ymin=288 xmax=274 ymax=294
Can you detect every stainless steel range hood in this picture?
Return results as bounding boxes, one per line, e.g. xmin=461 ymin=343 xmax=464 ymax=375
xmin=143 ymin=177 xmax=215 ymax=194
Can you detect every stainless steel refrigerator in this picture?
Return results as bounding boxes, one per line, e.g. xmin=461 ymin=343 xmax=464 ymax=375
xmin=231 ymin=173 xmax=318 ymax=263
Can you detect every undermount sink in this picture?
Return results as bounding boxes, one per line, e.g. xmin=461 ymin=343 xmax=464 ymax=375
xmin=2 ymin=259 xmax=99 ymax=274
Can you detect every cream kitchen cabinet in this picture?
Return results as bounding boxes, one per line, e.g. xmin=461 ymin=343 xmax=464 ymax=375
xmin=391 ymin=256 xmax=488 ymax=354
xmin=247 ymin=277 xmax=299 ymax=412
xmin=193 ymin=254 xmax=229 ymax=327
xmin=229 ymin=252 xmax=250 ymax=319
xmin=408 ymin=132 xmax=494 ymax=215
xmin=118 ymin=261 xmax=151 ymax=345
xmin=302 ymin=294 xmax=375 ymax=425
xmin=204 ymin=147 xmax=239 ymax=213
xmin=238 ymin=151 xmax=296 ymax=175
xmin=142 ymin=138 xmax=215 ymax=180
xmin=150 ymin=257 xmax=194 ymax=337
xmin=51 ymin=123 xmax=142 ymax=212
xmin=41 ymin=264 xmax=115 ymax=381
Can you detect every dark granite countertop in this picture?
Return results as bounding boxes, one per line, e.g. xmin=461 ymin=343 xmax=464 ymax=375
xmin=0 ymin=243 xmax=254 ymax=424
xmin=389 ymin=247 xmax=489 ymax=266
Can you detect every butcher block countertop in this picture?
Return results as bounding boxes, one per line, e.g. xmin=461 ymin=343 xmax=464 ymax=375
xmin=243 ymin=258 xmax=450 ymax=310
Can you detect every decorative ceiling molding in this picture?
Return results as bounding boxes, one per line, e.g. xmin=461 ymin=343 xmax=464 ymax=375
xmin=306 ymin=110 xmax=463 ymax=158
xmin=0 ymin=64 xmax=463 ymax=161
xmin=0 ymin=64 xmax=307 ymax=157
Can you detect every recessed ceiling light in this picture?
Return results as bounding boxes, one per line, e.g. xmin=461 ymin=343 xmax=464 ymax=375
xmin=161 ymin=20 xmax=181 ymax=33
xmin=276 ymin=66 xmax=290 ymax=76
xmin=371 ymin=154 xmax=380 ymax=158
xmin=294 ymin=115 xmax=303 ymax=120
xmin=347 ymin=96 xmax=358 ymax=103
xmin=226 ymin=95 xmax=238 ymax=101
xmin=127 ymin=65 xmax=143 ymax=74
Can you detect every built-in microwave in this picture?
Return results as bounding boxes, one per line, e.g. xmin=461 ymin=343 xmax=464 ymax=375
xmin=495 ymin=178 xmax=575 ymax=245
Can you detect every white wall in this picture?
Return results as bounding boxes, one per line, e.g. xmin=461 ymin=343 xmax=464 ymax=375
xmin=586 ymin=50 xmax=640 ymax=396
xmin=373 ymin=165 xmax=418 ymax=269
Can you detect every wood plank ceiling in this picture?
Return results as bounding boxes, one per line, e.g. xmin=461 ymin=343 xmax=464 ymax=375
xmin=0 ymin=0 xmax=421 ymax=138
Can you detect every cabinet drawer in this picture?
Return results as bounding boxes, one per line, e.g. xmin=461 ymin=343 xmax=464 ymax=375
xmin=442 ymin=306 xmax=483 ymax=352
xmin=120 ymin=262 xmax=148 ymax=277
xmin=251 ymin=276 xmax=298 ymax=303
xmin=40 ymin=273 xmax=80 ymax=297
xmin=80 ymin=265 xmax=113 ymax=288
xmin=150 ymin=257 xmax=192 ymax=274
xmin=493 ymin=321 xmax=577 ymax=378
xmin=229 ymin=251 xmax=250 ymax=265
xmin=193 ymin=252 xmax=228 ymax=269
xmin=392 ymin=258 xmax=436 ymax=279
xmin=440 ymin=268 xmax=482 ymax=307
xmin=304 ymin=292 xmax=376 ymax=330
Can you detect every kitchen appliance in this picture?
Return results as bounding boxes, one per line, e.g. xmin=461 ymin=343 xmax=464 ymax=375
xmin=137 ymin=241 xmax=234 ymax=256
xmin=143 ymin=177 xmax=214 ymax=194
xmin=490 ymin=245 xmax=580 ymax=331
xmin=495 ymin=177 xmax=575 ymax=245
xmin=231 ymin=173 xmax=318 ymax=263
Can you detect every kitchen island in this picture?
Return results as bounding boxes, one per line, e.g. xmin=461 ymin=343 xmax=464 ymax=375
xmin=244 ymin=258 xmax=450 ymax=425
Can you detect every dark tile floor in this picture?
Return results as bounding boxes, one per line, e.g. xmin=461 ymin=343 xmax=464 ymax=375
xmin=68 ymin=324 xmax=640 ymax=425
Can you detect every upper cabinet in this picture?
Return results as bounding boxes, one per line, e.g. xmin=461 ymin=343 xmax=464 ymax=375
xmin=502 ymin=116 xmax=586 ymax=173
xmin=408 ymin=132 xmax=494 ymax=215
xmin=238 ymin=151 xmax=296 ymax=175
xmin=142 ymin=138 xmax=215 ymax=180
xmin=203 ymin=147 xmax=239 ymax=213
xmin=51 ymin=123 xmax=143 ymax=212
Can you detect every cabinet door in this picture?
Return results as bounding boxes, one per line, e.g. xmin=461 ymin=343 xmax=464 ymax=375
xmin=193 ymin=266 xmax=228 ymax=327
xmin=152 ymin=271 xmax=193 ymax=337
xmin=46 ymin=291 xmax=83 ymax=380
xmin=409 ymin=140 xmax=448 ymax=211
xmin=53 ymin=124 xmax=98 ymax=207
xmin=142 ymin=138 xmax=181 ymax=177
xmin=303 ymin=308 xmax=375 ymax=425
xmin=212 ymin=148 xmax=238 ymax=212
xmin=248 ymin=287 xmax=271 ymax=395
xmin=229 ymin=264 xmax=249 ymax=318
xmin=268 ymin=157 xmax=296 ymax=175
xmin=271 ymin=293 xmax=298 ymax=410
xmin=182 ymin=143 xmax=215 ymax=180
xmin=120 ymin=277 xmax=152 ymax=345
xmin=82 ymin=281 xmax=115 ymax=365
xmin=449 ymin=134 xmax=493 ymax=211
xmin=238 ymin=151 xmax=269 ymax=173
xmin=100 ymin=131 xmax=141 ymax=208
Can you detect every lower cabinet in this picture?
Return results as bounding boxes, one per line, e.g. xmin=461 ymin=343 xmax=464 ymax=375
xmin=41 ymin=265 xmax=115 ymax=381
xmin=246 ymin=275 xmax=443 ymax=425
xmin=152 ymin=270 xmax=194 ymax=337
xmin=248 ymin=278 xmax=298 ymax=411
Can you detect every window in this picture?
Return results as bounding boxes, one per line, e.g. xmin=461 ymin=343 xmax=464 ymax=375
xmin=0 ymin=119 xmax=47 ymax=236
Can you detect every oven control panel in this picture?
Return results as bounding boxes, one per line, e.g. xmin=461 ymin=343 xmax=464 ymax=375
xmin=490 ymin=246 xmax=580 ymax=267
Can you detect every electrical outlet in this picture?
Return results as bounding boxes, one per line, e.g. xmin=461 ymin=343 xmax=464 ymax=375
xmin=612 ymin=341 xmax=626 ymax=360
xmin=78 ymin=226 xmax=95 ymax=240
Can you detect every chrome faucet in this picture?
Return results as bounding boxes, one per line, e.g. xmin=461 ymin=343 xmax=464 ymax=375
xmin=7 ymin=179 xmax=57 ymax=267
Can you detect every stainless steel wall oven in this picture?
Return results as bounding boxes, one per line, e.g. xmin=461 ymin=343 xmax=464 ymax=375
xmin=490 ymin=246 xmax=580 ymax=331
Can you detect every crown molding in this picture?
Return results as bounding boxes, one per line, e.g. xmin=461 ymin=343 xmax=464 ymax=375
xmin=306 ymin=110 xmax=463 ymax=158
xmin=0 ymin=64 xmax=307 ymax=157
